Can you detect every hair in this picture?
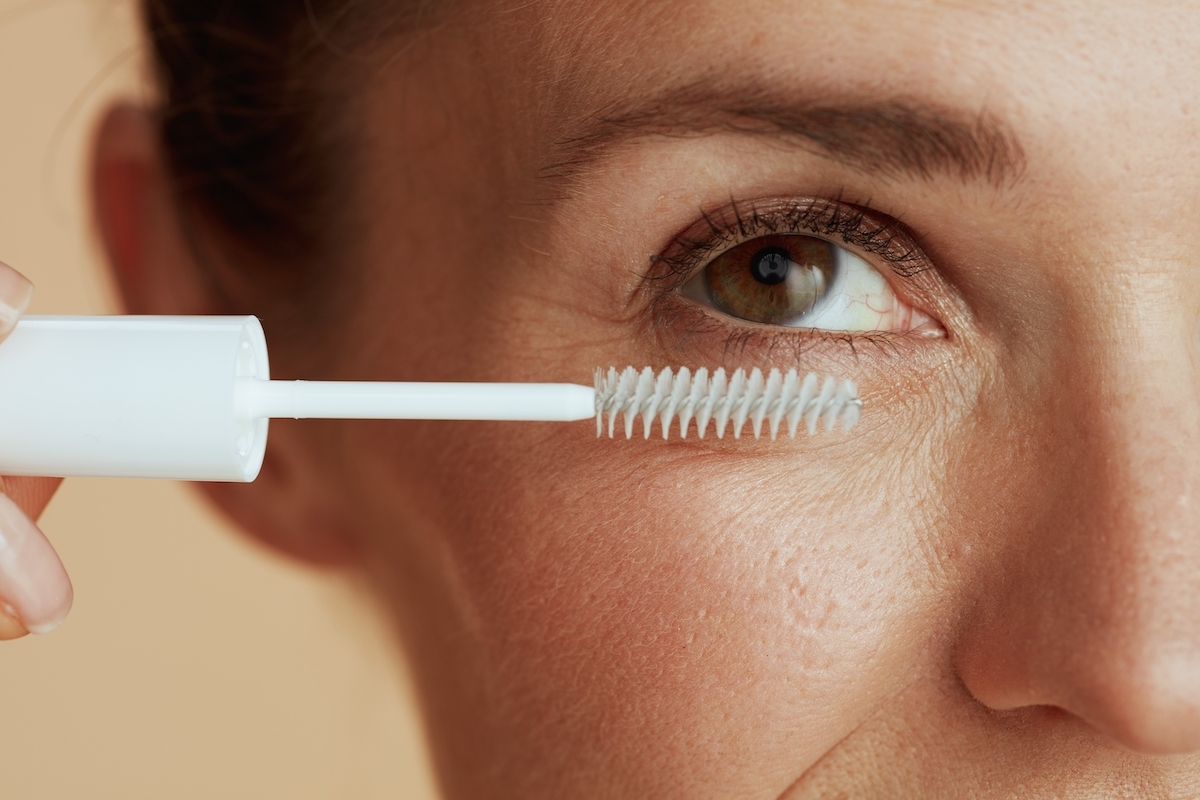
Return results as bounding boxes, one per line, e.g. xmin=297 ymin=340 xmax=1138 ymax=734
xmin=140 ymin=1 xmax=443 ymax=336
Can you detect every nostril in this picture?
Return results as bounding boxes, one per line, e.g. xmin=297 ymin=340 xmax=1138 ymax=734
xmin=956 ymin=612 xmax=1200 ymax=755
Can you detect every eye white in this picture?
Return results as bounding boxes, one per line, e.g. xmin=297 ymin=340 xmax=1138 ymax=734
xmin=800 ymin=248 xmax=899 ymax=331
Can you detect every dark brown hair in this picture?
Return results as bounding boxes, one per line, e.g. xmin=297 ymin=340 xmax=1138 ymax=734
xmin=141 ymin=1 xmax=441 ymax=330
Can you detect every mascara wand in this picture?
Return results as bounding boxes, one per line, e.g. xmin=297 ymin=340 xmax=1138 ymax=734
xmin=0 ymin=316 xmax=860 ymax=481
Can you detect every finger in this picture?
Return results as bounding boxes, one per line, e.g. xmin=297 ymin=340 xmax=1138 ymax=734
xmin=0 ymin=478 xmax=67 ymax=637
xmin=0 ymin=261 xmax=71 ymax=634
xmin=0 ymin=481 xmax=72 ymax=634
xmin=0 ymin=602 xmax=28 ymax=640
xmin=0 ymin=259 xmax=33 ymax=338
xmin=4 ymin=476 xmax=64 ymax=521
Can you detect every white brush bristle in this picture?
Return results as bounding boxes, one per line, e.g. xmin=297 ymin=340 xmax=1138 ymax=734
xmin=593 ymin=367 xmax=862 ymax=440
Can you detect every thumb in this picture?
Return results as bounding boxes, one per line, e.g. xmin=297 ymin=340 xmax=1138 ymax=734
xmin=0 ymin=477 xmax=72 ymax=638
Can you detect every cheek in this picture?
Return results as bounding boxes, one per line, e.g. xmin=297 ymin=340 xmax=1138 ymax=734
xmin=351 ymin=405 xmax=950 ymax=791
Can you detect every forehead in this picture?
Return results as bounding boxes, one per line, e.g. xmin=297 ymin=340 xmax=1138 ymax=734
xmin=469 ymin=0 xmax=1200 ymax=171
xmin=511 ymin=2 xmax=1151 ymax=83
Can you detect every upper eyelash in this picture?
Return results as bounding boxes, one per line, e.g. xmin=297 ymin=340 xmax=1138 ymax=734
xmin=635 ymin=195 xmax=940 ymax=362
xmin=644 ymin=195 xmax=931 ymax=296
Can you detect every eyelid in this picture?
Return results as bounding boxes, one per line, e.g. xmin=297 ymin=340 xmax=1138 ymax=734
xmin=645 ymin=196 xmax=932 ymax=297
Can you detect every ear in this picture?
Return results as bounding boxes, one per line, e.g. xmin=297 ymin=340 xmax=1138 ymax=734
xmin=90 ymin=103 xmax=356 ymax=567
xmin=90 ymin=103 xmax=212 ymax=316
xmin=198 ymin=423 xmax=358 ymax=566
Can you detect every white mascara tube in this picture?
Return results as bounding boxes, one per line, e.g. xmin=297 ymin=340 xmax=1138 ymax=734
xmin=0 ymin=316 xmax=596 ymax=482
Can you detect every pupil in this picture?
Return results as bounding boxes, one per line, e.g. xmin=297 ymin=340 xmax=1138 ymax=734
xmin=750 ymin=247 xmax=790 ymax=285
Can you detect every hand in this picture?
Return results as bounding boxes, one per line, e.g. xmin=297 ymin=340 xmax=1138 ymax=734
xmin=0 ymin=262 xmax=71 ymax=639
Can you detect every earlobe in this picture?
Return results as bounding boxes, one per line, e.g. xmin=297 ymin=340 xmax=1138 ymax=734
xmin=197 ymin=422 xmax=359 ymax=567
xmin=90 ymin=102 xmax=211 ymax=316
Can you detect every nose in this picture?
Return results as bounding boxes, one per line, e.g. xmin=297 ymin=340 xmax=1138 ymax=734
xmin=954 ymin=300 xmax=1200 ymax=755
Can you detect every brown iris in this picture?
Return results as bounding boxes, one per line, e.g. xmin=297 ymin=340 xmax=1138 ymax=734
xmin=704 ymin=235 xmax=836 ymax=324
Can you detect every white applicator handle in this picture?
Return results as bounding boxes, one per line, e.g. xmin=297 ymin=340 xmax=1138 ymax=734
xmin=0 ymin=315 xmax=594 ymax=482
xmin=242 ymin=379 xmax=594 ymax=422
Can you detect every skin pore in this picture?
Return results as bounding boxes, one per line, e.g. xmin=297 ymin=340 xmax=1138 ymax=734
xmin=94 ymin=0 xmax=1200 ymax=797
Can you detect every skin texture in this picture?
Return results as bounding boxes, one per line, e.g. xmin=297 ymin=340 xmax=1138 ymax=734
xmin=93 ymin=0 xmax=1200 ymax=796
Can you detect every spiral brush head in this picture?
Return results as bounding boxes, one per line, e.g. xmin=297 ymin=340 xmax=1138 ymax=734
xmin=594 ymin=366 xmax=862 ymax=440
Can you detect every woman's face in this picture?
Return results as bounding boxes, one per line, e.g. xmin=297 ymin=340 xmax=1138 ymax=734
xmin=261 ymin=0 xmax=1200 ymax=795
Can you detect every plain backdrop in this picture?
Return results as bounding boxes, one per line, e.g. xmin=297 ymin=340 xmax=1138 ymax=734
xmin=0 ymin=2 xmax=438 ymax=797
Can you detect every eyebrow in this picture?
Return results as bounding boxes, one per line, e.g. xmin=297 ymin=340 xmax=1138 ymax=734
xmin=543 ymin=80 xmax=1027 ymax=188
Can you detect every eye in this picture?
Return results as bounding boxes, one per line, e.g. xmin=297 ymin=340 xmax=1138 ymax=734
xmin=680 ymin=233 xmax=940 ymax=334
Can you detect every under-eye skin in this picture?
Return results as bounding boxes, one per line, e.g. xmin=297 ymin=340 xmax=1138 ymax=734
xmin=647 ymin=197 xmax=946 ymax=349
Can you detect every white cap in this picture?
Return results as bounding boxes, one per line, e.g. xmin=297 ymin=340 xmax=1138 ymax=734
xmin=0 ymin=316 xmax=270 ymax=481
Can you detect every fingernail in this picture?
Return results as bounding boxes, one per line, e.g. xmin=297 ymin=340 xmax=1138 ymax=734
xmin=0 ymin=260 xmax=34 ymax=336
xmin=0 ymin=493 xmax=72 ymax=634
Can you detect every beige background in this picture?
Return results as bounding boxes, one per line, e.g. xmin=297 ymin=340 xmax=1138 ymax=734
xmin=0 ymin=2 xmax=437 ymax=797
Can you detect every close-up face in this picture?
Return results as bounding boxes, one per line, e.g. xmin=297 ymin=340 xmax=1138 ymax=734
xmin=100 ymin=0 xmax=1200 ymax=797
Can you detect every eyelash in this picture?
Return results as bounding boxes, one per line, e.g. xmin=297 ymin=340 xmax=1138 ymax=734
xmin=650 ymin=195 xmax=929 ymax=282
xmin=641 ymin=195 xmax=935 ymax=357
